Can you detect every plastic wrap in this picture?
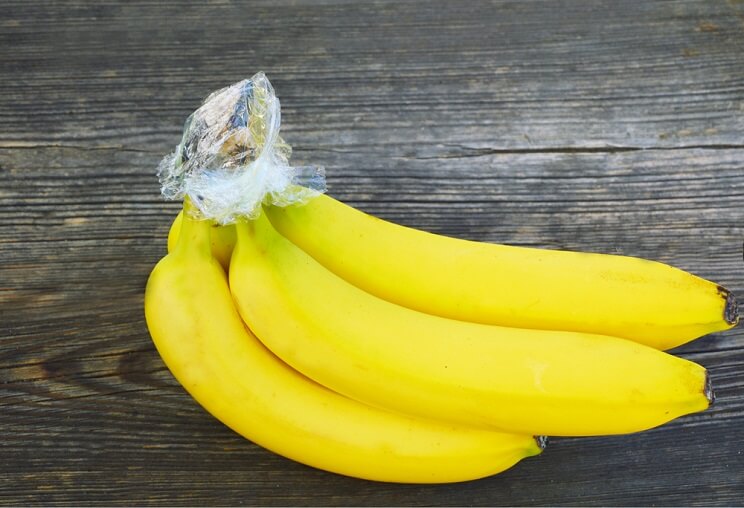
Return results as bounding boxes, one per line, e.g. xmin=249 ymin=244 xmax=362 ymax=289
xmin=157 ymin=72 xmax=326 ymax=224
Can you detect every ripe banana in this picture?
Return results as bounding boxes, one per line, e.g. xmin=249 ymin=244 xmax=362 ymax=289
xmin=167 ymin=210 xmax=236 ymax=270
xmin=263 ymin=194 xmax=737 ymax=350
xmin=230 ymin=212 xmax=713 ymax=437
xmin=146 ymin=207 xmax=543 ymax=483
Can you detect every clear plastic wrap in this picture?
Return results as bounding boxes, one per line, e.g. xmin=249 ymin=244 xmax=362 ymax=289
xmin=157 ymin=72 xmax=326 ymax=224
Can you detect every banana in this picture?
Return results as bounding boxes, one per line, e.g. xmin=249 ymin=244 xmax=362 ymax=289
xmin=146 ymin=206 xmax=543 ymax=483
xmin=167 ymin=210 xmax=236 ymax=270
xmin=230 ymin=212 xmax=713 ymax=437
xmin=263 ymin=194 xmax=737 ymax=350
xmin=166 ymin=196 xmax=738 ymax=350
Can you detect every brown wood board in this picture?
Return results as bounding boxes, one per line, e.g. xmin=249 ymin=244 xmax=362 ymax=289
xmin=2 ymin=0 xmax=744 ymax=505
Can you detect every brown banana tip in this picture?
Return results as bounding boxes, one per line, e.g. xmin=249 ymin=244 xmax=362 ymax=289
xmin=534 ymin=436 xmax=548 ymax=451
xmin=723 ymin=289 xmax=739 ymax=326
xmin=704 ymin=371 xmax=716 ymax=406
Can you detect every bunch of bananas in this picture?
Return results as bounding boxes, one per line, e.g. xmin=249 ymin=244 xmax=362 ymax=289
xmin=145 ymin=74 xmax=737 ymax=483
xmin=145 ymin=193 xmax=737 ymax=483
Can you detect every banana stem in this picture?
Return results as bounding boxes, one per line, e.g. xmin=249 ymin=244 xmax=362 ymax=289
xmin=234 ymin=212 xmax=270 ymax=247
xmin=235 ymin=219 xmax=251 ymax=246
xmin=173 ymin=199 xmax=212 ymax=258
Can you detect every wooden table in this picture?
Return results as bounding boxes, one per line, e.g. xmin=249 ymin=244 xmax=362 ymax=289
xmin=3 ymin=0 xmax=743 ymax=505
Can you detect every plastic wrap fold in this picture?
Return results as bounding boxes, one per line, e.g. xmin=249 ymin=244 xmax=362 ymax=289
xmin=157 ymin=72 xmax=326 ymax=224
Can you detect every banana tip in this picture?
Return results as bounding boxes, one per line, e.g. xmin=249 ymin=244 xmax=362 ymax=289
xmin=534 ymin=435 xmax=548 ymax=452
xmin=722 ymin=288 xmax=739 ymax=326
xmin=704 ymin=371 xmax=716 ymax=406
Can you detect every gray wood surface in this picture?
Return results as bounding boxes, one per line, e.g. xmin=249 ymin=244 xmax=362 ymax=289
xmin=2 ymin=0 xmax=744 ymax=505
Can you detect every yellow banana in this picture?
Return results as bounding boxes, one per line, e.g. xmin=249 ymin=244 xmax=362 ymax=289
xmin=146 ymin=207 xmax=542 ymax=483
xmin=263 ymin=194 xmax=737 ymax=350
xmin=167 ymin=210 xmax=236 ymax=270
xmin=230 ymin=212 xmax=713 ymax=437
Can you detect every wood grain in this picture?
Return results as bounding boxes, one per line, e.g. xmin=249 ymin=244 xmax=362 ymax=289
xmin=1 ymin=0 xmax=743 ymax=505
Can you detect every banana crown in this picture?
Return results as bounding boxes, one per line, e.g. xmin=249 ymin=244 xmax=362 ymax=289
xmin=157 ymin=72 xmax=326 ymax=225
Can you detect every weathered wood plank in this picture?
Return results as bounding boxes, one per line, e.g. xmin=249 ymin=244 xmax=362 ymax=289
xmin=2 ymin=143 xmax=743 ymax=504
xmin=2 ymin=0 xmax=744 ymax=504
xmin=1 ymin=0 xmax=744 ymax=151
